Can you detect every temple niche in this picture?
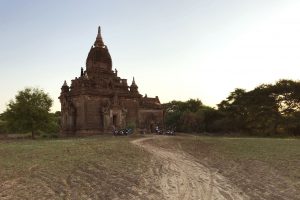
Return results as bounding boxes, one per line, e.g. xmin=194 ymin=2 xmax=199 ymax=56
xmin=59 ymin=26 xmax=164 ymax=135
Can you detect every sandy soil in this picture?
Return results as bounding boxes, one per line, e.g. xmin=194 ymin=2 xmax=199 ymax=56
xmin=132 ymin=136 xmax=249 ymax=200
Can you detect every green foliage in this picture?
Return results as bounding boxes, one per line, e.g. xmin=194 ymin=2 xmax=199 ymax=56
xmin=1 ymin=88 xmax=54 ymax=138
xmin=218 ymin=80 xmax=300 ymax=136
xmin=164 ymin=99 xmax=203 ymax=113
xmin=40 ymin=112 xmax=60 ymax=138
xmin=164 ymin=99 xmax=221 ymax=133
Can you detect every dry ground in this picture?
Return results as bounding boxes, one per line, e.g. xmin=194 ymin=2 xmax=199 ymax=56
xmin=143 ymin=135 xmax=300 ymax=200
xmin=0 ymin=136 xmax=162 ymax=200
xmin=0 ymin=134 xmax=299 ymax=199
xmin=132 ymin=137 xmax=247 ymax=200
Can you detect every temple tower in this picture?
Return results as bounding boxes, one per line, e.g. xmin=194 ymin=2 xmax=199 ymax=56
xmin=59 ymin=26 xmax=164 ymax=135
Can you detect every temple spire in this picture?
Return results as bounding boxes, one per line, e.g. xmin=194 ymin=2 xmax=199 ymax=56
xmin=63 ymin=80 xmax=68 ymax=87
xmin=131 ymin=77 xmax=138 ymax=87
xmin=94 ymin=26 xmax=104 ymax=47
xmin=130 ymin=77 xmax=139 ymax=95
xmin=130 ymin=77 xmax=138 ymax=88
xmin=97 ymin=26 xmax=101 ymax=37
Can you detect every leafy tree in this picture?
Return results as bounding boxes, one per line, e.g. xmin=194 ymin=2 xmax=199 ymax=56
xmin=164 ymin=99 xmax=203 ymax=113
xmin=201 ymin=106 xmax=224 ymax=132
xmin=164 ymin=100 xmax=185 ymax=130
xmin=42 ymin=112 xmax=60 ymax=137
xmin=183 ymin=99 xmax=203 ymax=112
xmin=218 ymin=85 xmax=281 ymax=135
xmin=217 ymin=80 xmax=300 ymax=135
xmin=1 ymin=88 xmax=53 ymax=139
xmin=271 ymin=80 xmax=300 ymax=115
xmin=250 ymin=86 xmax=280 ymax=135
xmin=218 ymin=88 xmax=249 ymax=132
xmin=283 ymin=111 xmax=300 ymax=136
xmin=164 ymin=99 xmax=219 ymax=133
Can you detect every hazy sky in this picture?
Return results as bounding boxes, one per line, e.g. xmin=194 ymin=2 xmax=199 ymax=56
xmin=1 ymin=0 xmax=300 ymax=112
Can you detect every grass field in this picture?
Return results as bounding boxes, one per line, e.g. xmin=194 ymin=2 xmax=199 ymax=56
xmin=0 ymin=134 xmax=299 ymax=199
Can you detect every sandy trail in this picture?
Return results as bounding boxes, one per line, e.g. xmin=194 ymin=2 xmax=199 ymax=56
xmin=132 ymin=137 xmax=249 ymax=200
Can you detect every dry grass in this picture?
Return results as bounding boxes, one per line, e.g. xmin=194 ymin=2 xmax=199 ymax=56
xmin=0 ymin=135 xmax=160 ymax=200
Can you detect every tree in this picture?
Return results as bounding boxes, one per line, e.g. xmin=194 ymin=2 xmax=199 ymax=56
xmin=163 ymin=99 xmax=219 ymax=133
xmin=218 ymin=85 xmax=281 ymax=135
xmin=1 ymin=88 xmax=53 ymax=139
xmin=218 ymin=88 xmax=249 ymax=132
xmin=217 ymin=80 xmax=300 ymax=135
xmin=271 ymin=80 xmax=300 ymax=115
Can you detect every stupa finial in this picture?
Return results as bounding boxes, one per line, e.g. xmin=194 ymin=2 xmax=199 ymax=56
xmin=94 ymin=26 xmax=104 ymax=47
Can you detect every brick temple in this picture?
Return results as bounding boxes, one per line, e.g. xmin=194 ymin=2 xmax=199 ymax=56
xmin=59 ymin=27 xmax=164 ymax=135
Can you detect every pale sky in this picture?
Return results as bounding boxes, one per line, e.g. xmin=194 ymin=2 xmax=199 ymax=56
xmin=1 ymin=0 xmax=300 ymax=112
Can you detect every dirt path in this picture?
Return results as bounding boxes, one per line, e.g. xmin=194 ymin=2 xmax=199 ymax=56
xmin=132 ymin=136 xmax=249 ymax=200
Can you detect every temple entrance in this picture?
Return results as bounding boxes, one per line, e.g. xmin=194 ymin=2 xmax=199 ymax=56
xmin=113 ymin=114 xmax=117 ymax=127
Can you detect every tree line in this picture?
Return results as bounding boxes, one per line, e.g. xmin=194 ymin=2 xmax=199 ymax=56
xmin=164 ymin=79 xmax=300 ymax=136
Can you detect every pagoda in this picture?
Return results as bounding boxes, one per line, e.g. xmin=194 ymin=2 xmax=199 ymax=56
xmin=59 ymin=27 xmax=164 ymax=135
